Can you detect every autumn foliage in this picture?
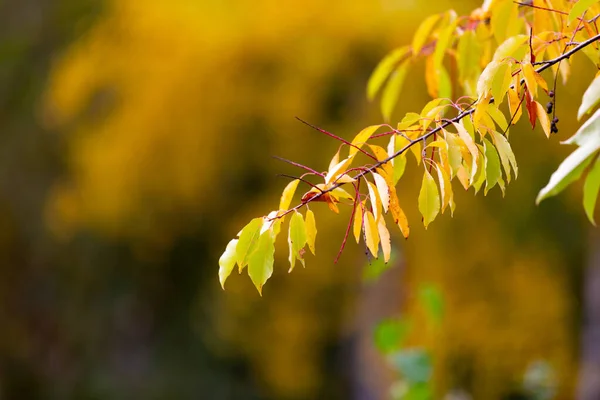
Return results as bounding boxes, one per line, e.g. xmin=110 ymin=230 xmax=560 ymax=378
xmin=220 ymin=0 xmax=600 ymax=294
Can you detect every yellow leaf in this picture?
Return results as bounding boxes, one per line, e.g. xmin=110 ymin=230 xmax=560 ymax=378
xmin=331 ymin=187 xmax=354 ymax=201
xmin=377 ymin=168 xmax=409 ymax=238
xmin=305 ymin=209 xmax=317 ymax=255
xmin=364 ymin=211 xmax=380 ymax=258
xmin=219 ymin=238 xmax=238 ymax=290
xmin=453 ymin=122 xmax=479 ymax=182
xmin=508 ymin=88 xmax=523 ymax=124
xmin=328 ymin=149 xmax=340 ymax=172
xmin=325 ymin=156 xmax=353 ymax=184
xmin=535 ymin=101 xmax=552 ymax=138
xmin=381 ymin=62 xmax=410 ymax=122
xmin=412 ymin=13 xmax=442 ymax=55
xmin=279 ymin=179 xmax=300 ymax=211
xmin=419 ymin=169 xmax=441 ymax=228
xmin=367 ymin=180 xmax=383 ymax=221
xmin=368 ymin=144 xmax=394 ymax=179
xmin=353 ymin=201 xmax=365 ymax=243
xmin=248 ymin=232 xmax=275 ymax=296
xmin=377 ymin=217 xmax=391 ymax=263
xmin=477 ymin=60 xmax=502 ymax=98
xmin=522 ymin=62 xmax=538 ymax=98
xmin=492 ymin=34 xmax=528 ymax=62
xmin=349 ymin=125 xmax=382 ymax=157
xmin=373 ymin=172 xmax=390 ymax=213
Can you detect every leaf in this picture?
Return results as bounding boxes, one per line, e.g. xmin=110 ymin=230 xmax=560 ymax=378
xmin=453 ymin=122 xmax=479 ymax=181
xmin=419 ymin=169 xmax=440 ymax=228
xmin=236 ymin=218 xmax=263 ymax=272
xmin=472 ymin=147 xmax=487 ymax=194
xmin=367 ymin=46 xmax=410 ymax=100
xmin=569 ymin=0 xmax=598 ymax=23
xmin=328 ymin=150 xmax=340 ymax=172
xmin=305 ymin=209 xmax=317 ymax=254
xmin=433 ymin=14 xmax=458 ymax=67
xmin=325 ymin=156 xmax=354 ymax=184
xmin=350 ymin=125 xmax=382 ymax=157
xmin=487 ymin=104 xmax=509 ymax=133
xmin=373 ymin=318 xmax=410 ymax=353
xmin=491 ymin=0 xmax=519 ymax=43
xmin=353 ymin=201 xmax=365 ymax=243
xmin=419 ymin=284 xmax=444 ymax=324
xmin=444 ymin=132 xmax=463 ymax=177
xmin=535 ymin=101 xmax=552 ymax=138
xmin=364 ymin=211 xmax=380 ymax=258
xmin=288 ymin=211 xmax=307 ymax=272
xmin=434 ymin=161 xmax=453 ymax=213
xmin=508 ymin=88 xmax=523 ymax=125
xmin=373 ymin=172 xmax=390 ymax=213
xmin=492 ymin=35 xmax=528 ymax=62
xmin=248 ymin=232 xmax=275 ymax=295
xmin=565 ymin=109 xmax=600 ymax=146
xmin=412 ymin=14 xmax=441 ymax=55
xmin=584 ymin=155 xmax=600 ymax=225
xmin=378 ymin=217 xmax=391 ymax=263
xmin=483 ymin=138 xmax=502 ymax=195
xmin=522 ymin=62 xmax=538 ymax=98
xmin=219 ymin=239 xmax=239 ymax=289
xmin=536 ymin=151 xmax=597 ymax=204
xmin=381 ymin=61 xmax=410 ymax=122
xmin=492 ymin=62 xmax=512 ymax=106
xmin=279 ymin=179 xmax=300 ymax=211
xmin=578 ymin=75 xmax=600 ymax=120
xmin=378 ymin=168 xmax=410 ymax=238
xmin=457 ymin=29 xmax=481 ymax=96
xmin=477 ymin=60 xmax=502 ymax=98
xmin=492 ymin=131 xmax=518 ymax=181
xmin=367 ymin=180 xmax=383 ymax=222
xmin=388 ymin=349 xmax=432 ymax=384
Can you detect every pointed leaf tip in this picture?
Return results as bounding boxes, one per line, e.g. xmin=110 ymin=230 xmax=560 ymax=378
xmin=219 ymin=239 xmax=239 ymax=289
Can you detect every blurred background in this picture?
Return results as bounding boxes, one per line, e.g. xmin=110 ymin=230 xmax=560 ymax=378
xmin=0 ymin=0 xmax=598 ymax=398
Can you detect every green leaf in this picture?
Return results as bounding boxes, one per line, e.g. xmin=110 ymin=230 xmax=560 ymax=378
xmin=363 ymin=248 xmax=398 ymax=282
xmin=472 ymin=144 xmax=487 ymax=194
xmin=578 ymin=75 xmax=600 ymax=120
xmin=219 ymin=239 xmax=238 ymax=289
xmin=569 ymin=0 xmax=599 ymax=23
xmin=433 ymin=14 xmax=457 ymax=68
xmin=305 ymin=209 xmax=317 ymax=255
xmin=418 ymin=169 xmax=440 ymax=229
xmin=491 ymin=62 xmax=511 ymax=106
xmin=418 ymin=285 xmax=444 ymax=324
xmin=373 ymin=318 xmax=410 ymax=354
xmin=236 ymin=218 xmax=263 ymax=272
xmin=381 ymin=62 xmax=410 ymax=122
xmin=248 ymin=232 xmax=275 ymax=295
xmin=288 ymin=211 xmax=307 ymax=272
xmin=388 ymin=349 xmax=432 ymax=384
xmin=437 ymin=64 xmax=452 ymax=100
xmin=483 ymin=138 xmax=502 ymax=195
xmin=367 ymin=46 xmax=410 ymax=101
xmin=584 ymin=155 xmax=600 ymax=225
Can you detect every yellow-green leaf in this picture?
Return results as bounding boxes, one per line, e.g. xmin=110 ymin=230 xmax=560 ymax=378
xmin=453 ymin=122 xmax=479 ymax=181
xmin=248 ymin=232 xmax=275 ymax=296
xmin=279 ymin=179 xmax=300 ymax=211
xmin=381 ymin=62 xmax=410 ymax=122
xmin=367 ymin=46 xmax=410 ymax=100
xmin=445 ymin=132 xmax=463 ymax=177
xmin=305 ymin=209 xmax=317 ymax=255
xmin=434 ymin=161 xmax=453 ymax=213
xmin=364 ymin=211 xmax=380 ymax=258
xmin=492 ymin=131 xmax=518 ymax=181
xmin=288 ymin=211 xmax=307 ymax=272
xmin=569 ymin=0 xmax=598 ymax=23
xmin=219 ymin=239 xmax=238 ymax=290
xmin=492 ymin=35 xmax=528 ymax=62
xmin=236 ymin=217 xmax=263 ymax=272
xmin=419 ymin=169 xmax=440 ymax=228
xmin=584 ymin=155 xmax=600 ymax=225
xmin=483 ymin=138 xmax=502 ymax=195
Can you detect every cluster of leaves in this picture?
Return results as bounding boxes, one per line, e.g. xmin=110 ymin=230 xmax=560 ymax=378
xmin=220 ymin=0 xmax=600 ymax=294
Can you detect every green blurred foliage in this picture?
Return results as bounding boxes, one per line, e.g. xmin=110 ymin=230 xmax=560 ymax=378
xmin=0 ymin=0 xmax=595 ymax=398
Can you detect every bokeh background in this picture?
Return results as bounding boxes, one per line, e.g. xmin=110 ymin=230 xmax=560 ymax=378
xmin=0 ymin=0 xmax=598 ymax=398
